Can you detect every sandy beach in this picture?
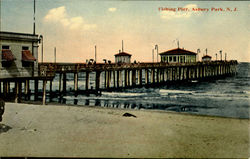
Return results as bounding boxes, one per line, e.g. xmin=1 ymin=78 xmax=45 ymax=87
xmin=0 ymin=102 xmax=249 ymax=158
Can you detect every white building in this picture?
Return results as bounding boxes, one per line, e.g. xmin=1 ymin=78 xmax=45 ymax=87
xmin=160 ymin=48 xmax=197 ymax=63
xmin=0 ymin=31 xmax=40 ymax=79
xmin=202 ymin=55 xmax=212 ymax=62
xmin=114 ymin=51 xmax=132 ymax=64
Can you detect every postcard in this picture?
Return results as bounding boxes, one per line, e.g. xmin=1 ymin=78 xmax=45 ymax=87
xmin=0 ymin=0 xmax=249 ymax=158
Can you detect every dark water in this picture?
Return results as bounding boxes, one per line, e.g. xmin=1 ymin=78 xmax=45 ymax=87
xmin=35 ymin=62 xmax=250 ymax=119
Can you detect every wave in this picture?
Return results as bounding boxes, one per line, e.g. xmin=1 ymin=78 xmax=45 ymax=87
xmin=63 ymin=95 xmax=135 ymax=101
xmin=159 ymin=89 xmax=194 ymax=95
xmin=101 ymin=92 xmax=147 ymax=97
xmin=223 ymin=90 xmax=249 ymax=95
xmin=191 ymin=92 xmax=250 ymax=100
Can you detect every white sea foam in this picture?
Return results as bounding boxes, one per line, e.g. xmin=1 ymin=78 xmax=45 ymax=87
xmin=191 ymin=91 xmax=250 ymax=100
xmin=101 ymin=92 xmax=147 ymax=97
xmin=63 ymin=95 xmax=128 ymax=101
xmin=244 ymin=91 xmax=250 ymax=95
xmin=159 ymin=89 xmax=194 ymax=94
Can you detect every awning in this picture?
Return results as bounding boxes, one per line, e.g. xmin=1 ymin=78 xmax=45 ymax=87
xmin=2 ymin=49 xmax=16 ymax=62
xmin=22 ymin=50 xmax=36 ymax=62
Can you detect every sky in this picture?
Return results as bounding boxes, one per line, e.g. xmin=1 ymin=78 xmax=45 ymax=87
xmin=1 ymin=0 xmax=249 ymax=63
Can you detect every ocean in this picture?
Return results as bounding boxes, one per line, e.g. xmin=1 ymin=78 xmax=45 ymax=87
xmin=34 ymin=62 xmax=250 ymax=119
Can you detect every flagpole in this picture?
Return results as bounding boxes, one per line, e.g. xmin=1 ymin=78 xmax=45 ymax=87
xmin=33 ymin=0 xmax=36 ymax=35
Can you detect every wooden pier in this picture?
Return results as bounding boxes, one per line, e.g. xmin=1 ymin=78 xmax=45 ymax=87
xmin=0 ymin=60 xmax=238 ymax=105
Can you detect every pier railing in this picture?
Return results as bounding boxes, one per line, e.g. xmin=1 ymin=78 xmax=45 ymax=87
xmin=38 ymin=60 xmax=238 ymax=74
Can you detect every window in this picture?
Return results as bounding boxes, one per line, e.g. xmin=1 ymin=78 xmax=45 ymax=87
xmin=22 ymin=46 xmax=29 ymax=50
xmin=2 ymin=45 xmax=10 ymax=49
xmin=169 ymin=56 xmax=172 ymax=62
xmin=173 ymin=56 xmax=176 ymax=62
xmin=2 ymin=62 xmax=12 ymax=67
xmin=22 ymin=48 xmax=36 ymax=67
xmin=22 ymin=62 xmax=34 ymax=67
xmin=2 ymin=46 xmax=13 ymax=67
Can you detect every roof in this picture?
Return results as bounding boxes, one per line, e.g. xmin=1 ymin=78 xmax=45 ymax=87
xmin=160 ymin=48 xmax=197 ymax=56
xmin=202 ymin=55 xmax=212 ymax=58
xmin=114 ymin=52 xmax=132 ymax=57
xmin=2 ymin=49 xmax=16 ymax=62
xmin=0 ymin=31 xmax=39 ymax=42
xmin=22 ymin=50 xmax=36 ymax=62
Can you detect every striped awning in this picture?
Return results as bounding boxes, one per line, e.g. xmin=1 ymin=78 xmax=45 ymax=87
xmin=2 ymin=49 xmax=16 ymax=62
xmin=22 ymin=50 xmax=36 ymax=62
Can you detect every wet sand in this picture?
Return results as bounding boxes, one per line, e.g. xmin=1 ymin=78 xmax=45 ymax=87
xmin=0 ymin=102 xmax=249 ymax=158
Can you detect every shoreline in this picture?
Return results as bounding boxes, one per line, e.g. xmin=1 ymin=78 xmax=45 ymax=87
xmin=17 ymin=100 xmax=250 ymax=120
xmin=0 ymin=102 xmax=249 ymax=157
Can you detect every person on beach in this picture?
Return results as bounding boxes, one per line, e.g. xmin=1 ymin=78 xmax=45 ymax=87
xmin=0 ymin=99 xmax=5 ymax=122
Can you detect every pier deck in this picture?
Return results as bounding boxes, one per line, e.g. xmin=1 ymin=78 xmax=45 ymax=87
xmin=0 ymin=60 xmax=238 ymax=104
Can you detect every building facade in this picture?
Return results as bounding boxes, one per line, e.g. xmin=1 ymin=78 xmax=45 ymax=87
xmin=202 ymin=55 xmax=212 ymax=62
xmin=160 ymin=48 xmax=197 ymax=63
xmin=0 ymin=31 xmax=40 ymax=79
xmin=114 ymin=52 xmax=132 ymax=63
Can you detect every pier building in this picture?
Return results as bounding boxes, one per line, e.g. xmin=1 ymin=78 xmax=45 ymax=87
xmin=0 ymin=31 xmax=40 ymax=78
xmin=114 ymin=51 xmax=132 ymax=63
xmin=202 ymin=55 xmax=212 ymax=62
xmin=160 ymin=48 xmax=197 ymax=63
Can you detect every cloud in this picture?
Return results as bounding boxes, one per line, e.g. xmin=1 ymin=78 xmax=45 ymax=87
xmin=160 ymin=4 xmax=201 ymax=20
xmin=44 ymin=6 xmax=96 ymax=31
xmin=108 ymin=8 xmax=117 ymax=12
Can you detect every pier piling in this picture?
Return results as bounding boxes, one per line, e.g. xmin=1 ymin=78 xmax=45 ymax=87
xmin=74 ymin=73 xmax=78 ymax=92
xmin=85 ymin=71 xmax=89 ymax=90
xmin=42 ymin=80 xmax=47 ymax=105
xmin=34 ymin=80 xmax=39 ymax=100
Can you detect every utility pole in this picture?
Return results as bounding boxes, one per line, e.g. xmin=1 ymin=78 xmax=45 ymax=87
xmin=225 ymin=53 xmax=227 ymax=61
xmin=39 ymin=35 xmax=43 ymax=63
xmin=152 ymin=49 xmax=154 ymax=63
xmin=216 ymin=53 xmax=217 ymax=61
xmin=155 ymin=45 xmax=158 ymax=63
xmin=220 ymin=50 xmax=222 ymax=61
xmin=122 ymin=40 xmax=124 ymax=52
xmin=33 ymin=0 xmax=36 ymax=35
xmin=54 ymin=47 xmax=56 ymax=63
xmin=197 ymin=49 xmax=200 ymax=62
xmin=95 ymin=45 xmax=97 ymax=62
xmin=32 ymin=0 xmax=36 ymax=76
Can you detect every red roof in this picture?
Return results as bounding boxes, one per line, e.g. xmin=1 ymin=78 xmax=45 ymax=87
xmin=202 ymin=55 xmax=212 ymax=58
xmin=2 ymin=49 xmax=16 ymax=61
xmin=160 ymin=48 xmax=197 ymax=56
xmin=114 ymin=52 xmax=132 ymax=56
xmin=22 ymin=50 xmax=36 ymax=62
